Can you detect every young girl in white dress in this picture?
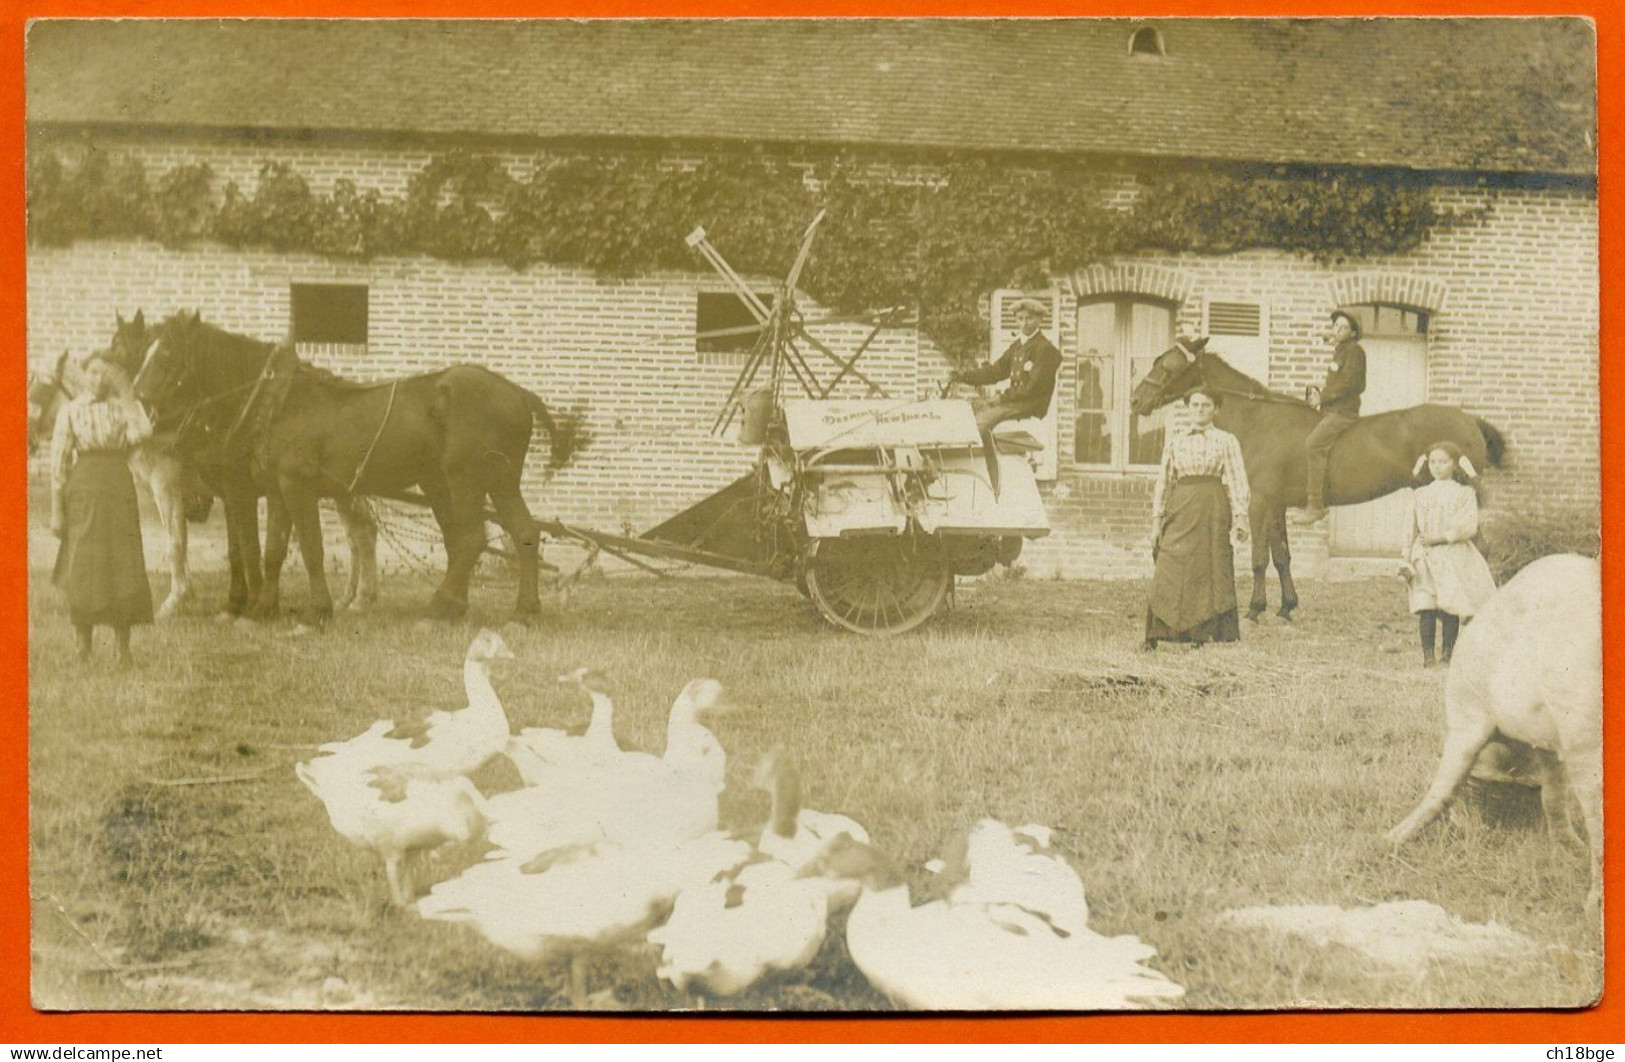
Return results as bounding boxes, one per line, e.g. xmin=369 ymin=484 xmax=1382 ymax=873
xmin=1399 ymin=441 xmax=1497 ymax=667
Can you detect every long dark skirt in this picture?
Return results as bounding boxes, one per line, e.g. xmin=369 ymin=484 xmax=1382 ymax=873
xmin=52 ymin=452 xmax=153 ymax=628
xmin=1146 ymin=476 xmax=1240 ymax=645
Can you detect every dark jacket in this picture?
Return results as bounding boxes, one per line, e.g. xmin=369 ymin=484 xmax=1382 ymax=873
xmin=1320 ymin=338 xmax=1367 ymax=417
xmin=959 ymin=332 xmax=1062 ymax=420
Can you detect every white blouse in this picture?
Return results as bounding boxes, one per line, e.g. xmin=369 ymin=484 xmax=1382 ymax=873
xmin=50 ymin=395 xmax=154 ymax=491
xmin=1150 ymin=425 xmax=1250 ymax=533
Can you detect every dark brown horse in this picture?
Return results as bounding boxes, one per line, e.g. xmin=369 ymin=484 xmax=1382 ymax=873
xmin=1129 ymin=339 xmax=1505 ymax=621
xmin=134 ymin=313 xmax=578 ymax=623
xmin=108 ymin=311 xmax=378 ymax=619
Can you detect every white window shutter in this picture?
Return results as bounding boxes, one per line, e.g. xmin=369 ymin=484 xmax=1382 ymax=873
xmin=988 ymin=289 xmax=1060 ymax=481
xmin=1202 ymin=299 xmax=1271 ymax=387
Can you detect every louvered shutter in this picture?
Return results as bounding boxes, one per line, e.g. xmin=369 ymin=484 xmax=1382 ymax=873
xmin=988 ymin=289 xmax=1060 ymax=481
xmin=1202 ymin=299 xmax=1271 ymax=387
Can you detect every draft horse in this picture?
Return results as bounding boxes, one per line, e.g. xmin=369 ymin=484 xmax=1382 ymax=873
xmin=103 ymin=312 xmax=380 ymax=620
xmin=134 ymin=313 xmax=578 ymax=624
xmin=28 ymin=320 xmax=371 ymax=620
xmin=1129 ymin=338 xmax=1505 ymax=622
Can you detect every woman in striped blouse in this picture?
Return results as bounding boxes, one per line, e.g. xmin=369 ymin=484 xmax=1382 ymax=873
xmin=50 ymin=351 xmax=155 ymax=666
xmin=1144 ymin=386 xmax=1250 ymax=650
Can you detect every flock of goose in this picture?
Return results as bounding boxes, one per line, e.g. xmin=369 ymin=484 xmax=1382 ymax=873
xmin=295 ymin=629 xmax=1185 ymax=1010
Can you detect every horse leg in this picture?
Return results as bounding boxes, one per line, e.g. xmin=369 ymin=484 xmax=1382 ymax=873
xmin=334 ymin=497 xmax=379 ymax=613
xmin=1246 ymin=497 xmax=1270 ymax=622
xmin=159 ymin=461 xmax=192 ymax=620
xmin=253 ymin=492 xmax=292 ymax=622
xmin=333 ymin=507 xmax=358 ymax=613
xmin=1272 ymin=508 xmax=1300 ymax=620
xmin=419 ymin=478 xmax=480 ymax=621
xmin=128 ymin=447 xmax=187 ymax=619
xmin=221 ymin=482 xmax=261 ymax=619
xmin=239 ymin=484 xmax=265 ymax=615
xmin=489 ymin=485 xmax=543 ymax=619
xmin=287 ymin=488 xmax=334 ymax=628
xmin=223 ymin=496 xmax=247 ymax=620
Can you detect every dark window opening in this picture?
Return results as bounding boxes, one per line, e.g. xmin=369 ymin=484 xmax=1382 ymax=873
xmin=1129 ymin=27 xmax=1166 ymax=57
xmin=291 ymin=284 xmax=369 ymax=345
xmin=1346 ymin=302 xmax=1429 ymax=338
xmin=696 ymin=291 xmax=775 ymax=354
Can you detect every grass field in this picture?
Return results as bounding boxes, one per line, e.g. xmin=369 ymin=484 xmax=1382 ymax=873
xmin=27 ymin=494 xmax=1603 ymax=1012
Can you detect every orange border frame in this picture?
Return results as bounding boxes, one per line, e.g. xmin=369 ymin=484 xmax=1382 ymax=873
xmin=2 ymin=0 xmax=1618 ymax=1045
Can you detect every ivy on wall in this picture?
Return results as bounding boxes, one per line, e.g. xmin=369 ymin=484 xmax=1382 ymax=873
xmin=27 ymin=147 xmax=1459 ymax=361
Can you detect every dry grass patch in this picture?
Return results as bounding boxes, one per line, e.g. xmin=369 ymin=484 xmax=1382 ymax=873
xmin=28 ymin=538 xmax=1602 ymax=1011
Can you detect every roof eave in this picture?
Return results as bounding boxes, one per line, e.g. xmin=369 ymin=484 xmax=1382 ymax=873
xmin=25 ymin=118 xmax=1599 ymax=186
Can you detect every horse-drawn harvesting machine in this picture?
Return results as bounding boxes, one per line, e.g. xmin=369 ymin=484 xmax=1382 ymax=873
xmin=545 ymin=210 xmax=1052 ymax=635
xmin=95 ymin=212 xmax=1051 ymax=635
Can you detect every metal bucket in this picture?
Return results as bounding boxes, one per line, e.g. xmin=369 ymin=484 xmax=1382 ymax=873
xmin=740 ymin=388 xmax=774 ymax=445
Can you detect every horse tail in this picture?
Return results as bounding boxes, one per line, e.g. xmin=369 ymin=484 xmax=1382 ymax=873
xmin=522 ymin=388 xmax=585 ymax=473
xmin=1474 ymin=417 xmax=1506 ymax=469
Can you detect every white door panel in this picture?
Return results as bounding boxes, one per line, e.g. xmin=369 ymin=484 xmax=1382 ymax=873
xmin=1330 ymin=334 xmax=1428 ymax=556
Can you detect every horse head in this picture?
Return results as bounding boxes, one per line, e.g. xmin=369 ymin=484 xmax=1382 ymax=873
xmin=132 ymin=310 xmax=205 ymax=428
xmin=26 ymin=349 xmax=72 ymax=454
xmin=110 ymin=310 xmax=160 ymax=379
xmin=1129 ymin=336 xmax=1209 ymax=416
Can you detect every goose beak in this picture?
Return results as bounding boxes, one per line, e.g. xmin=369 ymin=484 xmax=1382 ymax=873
xmin=701 ymin=685 xmax=740 ymax=718
xmin=559 ymin=669 xmax=611 ymax=699
xmin=471 ymin=629 xmax=515 ymax=662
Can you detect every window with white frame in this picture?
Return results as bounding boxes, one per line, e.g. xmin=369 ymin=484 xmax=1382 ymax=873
xmin=1075 ymin=297 xmax=1174 ymax=469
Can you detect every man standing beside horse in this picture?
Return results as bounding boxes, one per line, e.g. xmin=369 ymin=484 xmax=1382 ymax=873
xmin=1293 ymin=309 xmax=1368 ymax=525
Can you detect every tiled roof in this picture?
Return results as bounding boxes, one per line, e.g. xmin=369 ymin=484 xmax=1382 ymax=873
xmin=25 ymin=18 xmax=1597 ymax=176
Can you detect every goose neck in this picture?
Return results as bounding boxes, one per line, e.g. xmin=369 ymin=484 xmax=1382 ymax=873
xmin=463 ymin=659 xmax=499 ymax=708
xmin=583 ymin=692 xmax=617 ymax=749
xmin=767 ymin=762 xmax=802 ymax=840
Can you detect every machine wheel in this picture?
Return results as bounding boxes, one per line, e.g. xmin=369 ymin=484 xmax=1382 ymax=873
xmin=804 ymin=535 xmax=951 ymax=636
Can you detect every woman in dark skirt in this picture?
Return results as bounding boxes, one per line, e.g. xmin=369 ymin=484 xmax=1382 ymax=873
xmin=50 ymin=352 xmax=155 ymax=666
xmin=1144 ymin=386 xmax=1250 ymax=649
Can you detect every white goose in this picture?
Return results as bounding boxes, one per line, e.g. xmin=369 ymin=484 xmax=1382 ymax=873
xmin=485 ymin=677 xmax=736 ymax=862
xmin=751 ymin=746 xmax=870 ymax=877
xmin=661 ymin=678 xmax=733 ymax=797
xmin=419 ymin=831 xmax=753 ymax=1005
xmin=504 ymin=669 xmax=632 ymax=784
xmin=646 ymin=749 xmax=868 ymax=997
xmin=808 ymin=831 xmax=1186 ymax=1011
xmin=940 ymin=819 xmax=1091 ymax=939
xmin=295 ymin=760 xmax=491 ymax=907
xmin=295 ymin=629 xmax=513 ymax=905
xmin=308 ymin=629 xmax=516 ymax=780
xmin=647 ymin=858 xmax=832 ymax=999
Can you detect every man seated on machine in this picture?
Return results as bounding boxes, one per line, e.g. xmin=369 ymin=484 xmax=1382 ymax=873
xmin=949 ymin=298 xmax=1062 ymax=435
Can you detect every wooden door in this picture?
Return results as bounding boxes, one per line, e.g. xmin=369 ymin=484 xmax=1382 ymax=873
xmin=1329 ymin=308 xmax=1429 ymax=556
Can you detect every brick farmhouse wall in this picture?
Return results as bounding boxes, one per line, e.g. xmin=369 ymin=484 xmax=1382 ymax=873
xmin=1021 ymin=182 xmax=1598 ymax=580
xmin=27 ymin=240 xmax=924 ymax=541
xmin=26 ymin=135 xmax=1597 ymax=582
